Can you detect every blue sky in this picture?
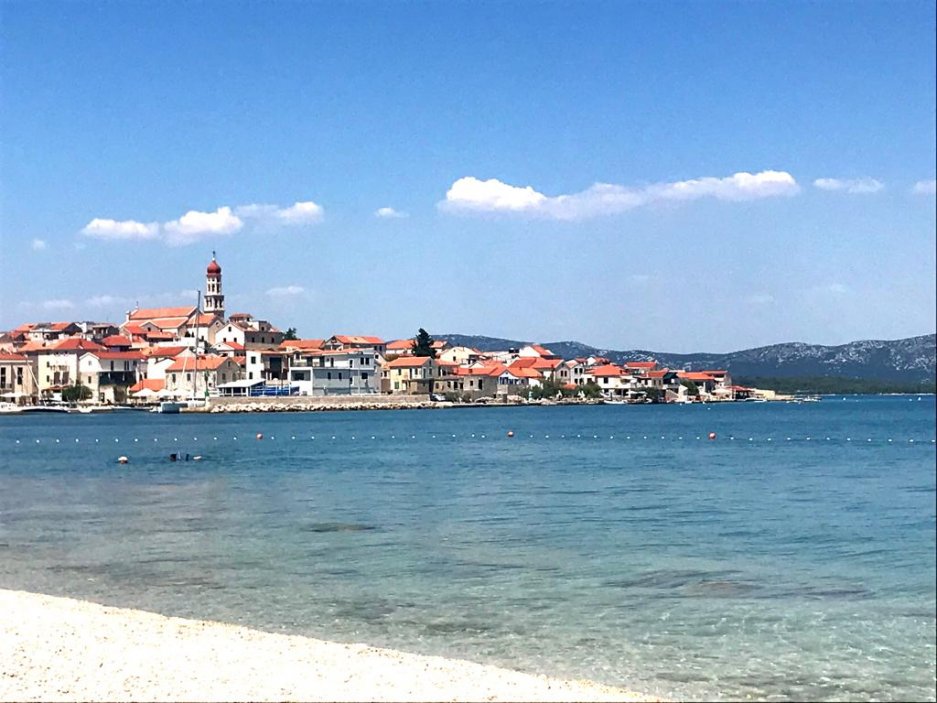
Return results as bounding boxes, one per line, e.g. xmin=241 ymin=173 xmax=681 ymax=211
xmin=1 ymin=1 xmax=934 ymax=352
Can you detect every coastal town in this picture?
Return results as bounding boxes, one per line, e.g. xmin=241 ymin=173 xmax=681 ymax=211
xmin=0 ymin=255 xmax=777 ymax=411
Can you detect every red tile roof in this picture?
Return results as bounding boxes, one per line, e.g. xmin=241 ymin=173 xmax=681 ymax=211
xmin=0 ymin=352 xmax=27 ymax=362
xmin=128 ymin=306 xmax=197 ymax=321
xmin=678 ymin=371 xmax=716 ymax=382
xmin=53 ymin=338 xmax=105 ymax=352
xmin=507 ymin=366 xmax=542 ymax=379
xmin=625 ymin=361 xmax=657 ymax=369
xmin=166 ymin=355 xmax=232 ymax=372
xmin=386 ymin=339 xmax=415 ymax=351
xmin=101 ymin=335 xmax=132 ymax=347
xmin=528 ymin=344 xmax=554 ymax=357
xmin=129 ymin=378 xmax=165 ymax=393
xmin=385 ymin=356 xmax=434 ymax=368
xmin=332 ymin=335 xmax=385 ymax=345
xmin=142 ymin=346 xmax=188 ymax=358
xmin=149 ymin=317 xmax=190 ymax=330
xmin=280 ymin=339 xmax=324 ymax=350
xmin=17 ymin=342 xmax=48 ymax=353
xmin=590 ymin=364 xmax=624 ymax=377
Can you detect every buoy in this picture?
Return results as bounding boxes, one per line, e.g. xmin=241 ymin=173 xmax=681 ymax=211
xmin=117 ymin=456 xmax=128 ymax=464
xmin=507 ymin=431 xmax=515 ymax=438
xmin=256 ymin=433 xmax=263 ymax=440
xmin=708 ymin=432 xmax=717 ymax=440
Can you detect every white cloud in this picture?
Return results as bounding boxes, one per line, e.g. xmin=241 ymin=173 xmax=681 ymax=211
xmin=440 ymin=170 xmax=800 ymax=220
xmin=912 ymin=179 xmax=936 ymax=195
xmin=83 ymin=198 xmax=324 ymax=247
xmin=236 ymin=201 xmax=324 ymax=225
xmin=813 ymin=177 xmax=884 ymax=194
xmin=31 ymin=238 xmax=47 ymax=251
xmin=41 ymin=298 xmax=75 ymax=310
xmin=164 ymin=206 xmax=243 ymax=246
xmin=441 ymin=177 xmax=548 ymax=213
xmin=81 ymin=218 xmax=159 ymax=240
xmin=827 ymin=283 xmax=850 ymax=295
xmin=276 ymin=201 xmax=323 ymax=224
xmin=375 ymin=206 xmax=408 ymax=219
xmin=266 ymin=285 xmax=305 ymax=297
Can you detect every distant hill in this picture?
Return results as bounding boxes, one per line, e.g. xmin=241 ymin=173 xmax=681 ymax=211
xmin=433 ymin=333 xmax=937 ymax=383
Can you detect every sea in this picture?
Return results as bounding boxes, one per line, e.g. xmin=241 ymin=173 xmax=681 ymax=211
xmin=0 ymin=396 xmax=934 ymax=701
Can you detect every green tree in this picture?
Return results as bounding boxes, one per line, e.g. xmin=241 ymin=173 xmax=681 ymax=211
xmin=644 ymin=387 xmax=662 ymax=403
xmin=412 ymin=328 xmax=435 ymax=357
xmin=581 ymin=381 xmax=603 ymax=399
xmin=283 ymin=327 xmax=298 ymax=341
xmin=61 ymin=383 xmax=92 ymax=403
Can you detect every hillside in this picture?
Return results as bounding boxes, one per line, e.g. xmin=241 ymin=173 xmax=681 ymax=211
xmin=433 ymin=333 xmax=936 ymax=383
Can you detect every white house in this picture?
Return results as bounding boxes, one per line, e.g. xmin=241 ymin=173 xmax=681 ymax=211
xmin=164 ymin=355 xmax=242 ymax=398
xmin=77 ymin=350 xmax=145 ymax=403
xmin=288 ymin=349 xmax=379 ymax=396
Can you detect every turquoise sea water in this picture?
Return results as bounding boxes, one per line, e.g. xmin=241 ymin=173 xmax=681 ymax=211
xmin=0 ymin=397 xmax=934 ymax=701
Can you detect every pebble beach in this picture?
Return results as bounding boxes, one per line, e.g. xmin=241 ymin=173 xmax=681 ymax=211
xmin=0 ymin=590 xmax=653 ymax=702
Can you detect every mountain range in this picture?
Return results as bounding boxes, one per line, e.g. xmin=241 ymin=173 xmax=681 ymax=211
xmin=433 ymin=333 xmax=937 ymax=383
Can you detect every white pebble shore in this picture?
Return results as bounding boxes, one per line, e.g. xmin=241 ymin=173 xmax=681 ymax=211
xmin=0 ymin=589 xmax=656 ymax=702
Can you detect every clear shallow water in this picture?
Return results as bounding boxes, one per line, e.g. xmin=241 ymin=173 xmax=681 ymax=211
xmin=0 ymin=397 xmax=934 ymax=701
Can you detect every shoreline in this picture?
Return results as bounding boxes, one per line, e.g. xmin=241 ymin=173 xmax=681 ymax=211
xmin=0 ymin=589 xmax=658 ymax=702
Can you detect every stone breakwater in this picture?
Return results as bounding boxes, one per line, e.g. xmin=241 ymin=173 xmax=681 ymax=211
xmin=195 ymin=397 xmax=604 ymax=413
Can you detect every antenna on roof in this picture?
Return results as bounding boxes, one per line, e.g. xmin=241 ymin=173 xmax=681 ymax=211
xmin=212 ymin=249 xmax=216 ymax=260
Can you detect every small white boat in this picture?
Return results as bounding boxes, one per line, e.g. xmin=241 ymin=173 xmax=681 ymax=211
xmin=151 ymin=401 xmax=183 ymax=414
xmin=0 ymin=402 xmax=22 ymax=414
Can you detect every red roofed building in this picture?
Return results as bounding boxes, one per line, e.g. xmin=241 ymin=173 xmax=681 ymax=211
xmin=382 ymin=355 xmax=437 ymax=394
xmin=624 ymin=360 xmax=658 ymax=375
xmin=518 ymin=343 xmax=559 ymax=360
xmin=164 ymin=354 xmax=241 ymax=398
xmin=326 ymin=335 xmax=386 ymax=356
xmin=78 ymin=350 xmax=146 ymax=403
xmin=101 ymin=335 xmax=133 ymax=350
xmin=0 ymin=351 xmax=35 ymax=404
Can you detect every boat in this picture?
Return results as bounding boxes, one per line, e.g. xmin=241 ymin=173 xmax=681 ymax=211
xmin=151 ymin=401 xmax=183 ymax=414
xmin=19 ymin=404 xmax=70 ymax=413
xmin=0 ymin=402 xmax=22 ymax=414
xmin=76 ymin=405 xmax=115 ymax=414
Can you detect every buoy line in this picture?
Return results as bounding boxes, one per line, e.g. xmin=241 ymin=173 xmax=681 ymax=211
xmin=8 ymin=434 xmax=937 ymax=448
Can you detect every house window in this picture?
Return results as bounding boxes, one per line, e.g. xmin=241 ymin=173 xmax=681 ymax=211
xmin=338 ymin=373 xmax=342 ymax=380
xmin=362 ymin=373 xmax=368 ymax=381
xmin=327 ymin=372 xmax=332 ymax=380
xmin=349 ymin=359 xmax=354 ymax=368
xmin=186 ymin=373 xmax=191 ymax=381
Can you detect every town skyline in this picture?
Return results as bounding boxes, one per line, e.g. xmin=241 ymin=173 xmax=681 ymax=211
xmin=2 ymin=2 xmax=935 ymax=352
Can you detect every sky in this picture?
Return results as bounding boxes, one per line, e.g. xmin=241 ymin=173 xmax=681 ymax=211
xmin=1 ymin=1 xmax=935 ymax=353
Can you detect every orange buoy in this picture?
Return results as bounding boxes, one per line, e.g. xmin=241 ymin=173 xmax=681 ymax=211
xmin=708 ymin=432 xmax=717 ymax=440
xmin=256 ymin=432 xmax=264 ymax=440
xmin=507 ymin=431 xmax=515 ymax=438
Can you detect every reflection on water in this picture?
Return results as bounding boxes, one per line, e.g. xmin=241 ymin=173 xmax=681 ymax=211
xmin=0 ymin=398 xmax=934 ymax=702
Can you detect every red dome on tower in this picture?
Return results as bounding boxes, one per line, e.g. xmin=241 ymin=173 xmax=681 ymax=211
xmin=207 ymin=256 xmax=221 ymax=275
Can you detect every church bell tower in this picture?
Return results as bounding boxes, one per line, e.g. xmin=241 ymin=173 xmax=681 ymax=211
xmin=204 ymin=251 xmax=225 ymax=319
